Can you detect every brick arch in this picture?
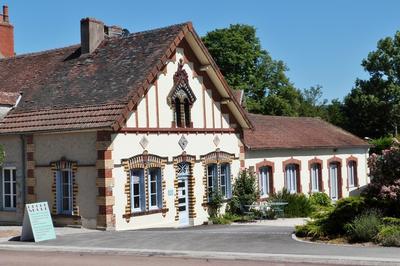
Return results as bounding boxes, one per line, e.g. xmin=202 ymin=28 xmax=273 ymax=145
xmin=327 ymin=156 xmax=343 ymax=199
xmin=282 ymin=158 xmax=302 ymax=193
xmin=346 ymin=155 xmax=359 ymax=188
xmin=308 ymin=157 xmax=324 ymax=193
xmin=255 ymin=159 xmax=275 ymax=195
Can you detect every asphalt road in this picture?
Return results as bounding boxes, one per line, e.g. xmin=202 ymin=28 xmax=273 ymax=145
xmin=0 ymin=250 xmax=341 ymax=266
xmin=1 ymin=224 xmax=400 ymax=265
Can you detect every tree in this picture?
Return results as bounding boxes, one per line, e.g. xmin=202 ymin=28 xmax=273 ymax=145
xmin=298 ymin=85 xmax=328 ymax=118
xmin=228 ymin=170 xmax=258 ymax=215
xmin=343 ymin=32 xmax=400 ymax=138
xmin=202 ymin=24 xmax=302 ymax=116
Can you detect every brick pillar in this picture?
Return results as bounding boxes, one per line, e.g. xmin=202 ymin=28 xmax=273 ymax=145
xmin=96 ymin=131 xmax=115 ymax=230
xmin=26 ymin=135 xmax=36 ymax=203
xmin=239 ymin=141 xmax=245 ymax=170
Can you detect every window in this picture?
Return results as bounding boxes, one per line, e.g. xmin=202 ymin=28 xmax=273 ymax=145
xmin=220 ymin=163 xmax=230 ymax=197
xmin=130 ymin=167 xmax=162 ymax=212
xmin=348 ymin=161 xmax=357 ymax=187
xmin=310 ymin=164 xmax=320 ymax=192
xmin=3 ymin=168 xmax=16 ymax=210
xmin=56 ymin=169 xmax=72 ymax=215
xmin=207 ymin=164 xmax=217 ymax=200
xmin=131 ymin=169 xmax=145 ymax=212
xmin=285 ymin=164 xmax=297 ymax=193
xmin=329 ymin=163 xmax=339 ymax=200
xmin=259 ymin=167 xmax=271 ymax=196
xmin=148 ymin=168 xmax=162 ymax=210
xmin=175 ymin=98 xmax=182 ymax=127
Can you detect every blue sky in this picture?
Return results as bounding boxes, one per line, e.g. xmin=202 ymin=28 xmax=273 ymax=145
xmin=5 ymin=0 xmax=400 ymax=100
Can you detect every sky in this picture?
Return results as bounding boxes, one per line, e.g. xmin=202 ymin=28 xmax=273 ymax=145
xmin=4 ymin=0 xmax=400 ymax=101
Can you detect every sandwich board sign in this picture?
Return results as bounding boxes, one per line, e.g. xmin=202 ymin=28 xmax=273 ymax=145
xmin=21 ymin=202 xmax=56 ymax=242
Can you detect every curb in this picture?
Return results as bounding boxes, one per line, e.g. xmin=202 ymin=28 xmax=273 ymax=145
xmin=0 ymin=243 xmax=399 ymax=265
xmin=291 ymin=233 xmax=386 ymax=248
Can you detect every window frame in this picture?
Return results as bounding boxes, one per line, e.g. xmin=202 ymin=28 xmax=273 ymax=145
xmin=148 ymin=167 xmax=161 ymax=210
xmin=310 ymin=163 xmax=320 ymax=192
xmin=57 ymin=169 xmax=73 ymax=215
xmin=347 ymin=161 xmax=357 ymax=188
xmin=285 ymin=164 xmax=297 ymax=194
xmin=130 ymin=168 xmax=144 ymax=213
xmin=2 ymin=167 xmax=17 ymax=211
xmin=207 ymin=164 xmax=217 ymax=200
xmin=259 ymin=167 xmax=270 ymax=196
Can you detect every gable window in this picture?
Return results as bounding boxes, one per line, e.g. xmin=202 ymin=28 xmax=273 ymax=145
xmin=347 ymin=161 xmax=357 ymax=187
xmin=310 ymin=164 xmax=320 ymax=192
xmin=168 ymin=59 xmax=196 ymax=128
xmin=2 ymin=167 xmax=16 ymax=210
xmin=285 ymin=164 xmax=298 ymax=194
xmin=56 ymin=169 xmax=73 ymax=215
xmin=207 ymin=163 xmax=232 ymax=200
xmin=259 ymin=167 xmax=272 ymax=196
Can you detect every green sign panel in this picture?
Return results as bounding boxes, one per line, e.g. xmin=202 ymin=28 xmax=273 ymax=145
xmin=21 ymin=202 xmax=56 ymax=242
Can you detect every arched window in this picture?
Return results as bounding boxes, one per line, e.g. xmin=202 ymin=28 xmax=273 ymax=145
xmin=175 ymin=98 xmax=182 ymax=128
xmin=347 ymin=160 xmax=358 ymax=187
xmin=310 ymin=163 xmax=322 ymax=192
xmin=168 ymin=59 xmax=196 ymax=128
xmin=285 ymin=164 xmax=298 ymax=194
xmin=259 ymin=167 xmax=273 ymax=196
xmin=184 ymin=98 xmax=191 ymax=128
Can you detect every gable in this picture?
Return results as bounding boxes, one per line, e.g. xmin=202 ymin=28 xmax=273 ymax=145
xmin=124 ymin=43 xmax=240 ymax=131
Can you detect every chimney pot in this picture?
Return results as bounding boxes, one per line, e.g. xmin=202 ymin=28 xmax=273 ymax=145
xmin=80 ymin=18 xmax=105 ymax=54
xmin=3 ymin=5 xmax=8 ymax=23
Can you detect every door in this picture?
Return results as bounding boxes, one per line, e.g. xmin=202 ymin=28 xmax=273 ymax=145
xmin=330 ymin=163 xmax=338 ymax=200
xmin=177 ymin=162 xmax=189 ymax=226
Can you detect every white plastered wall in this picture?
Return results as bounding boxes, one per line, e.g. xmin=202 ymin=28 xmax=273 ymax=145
xmin=245 ymin=147 xmax=370 ymax=199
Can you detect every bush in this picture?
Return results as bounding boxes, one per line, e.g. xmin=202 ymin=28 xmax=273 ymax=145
xmin=382 ymin=217 xmax=400 ymax=226
xmin=208 ymin=190 xmax=223 ymax=218
xmin=344 ymin=209 xmax=382 ymax=242
xmin=228 ymin=170 xmax=258 ymax=215
xmin=369 ymin=136 xmax=394 ymax=155
xmin=324 ymin=196 xmax=367 ymax=235
xmin=363 ymin=146 xmax=400 ymax=217
xmin=295 ymin=220 xmax=328 ymax=240
xmin=376 ymin=225 xmax=400 ymax=246
xmin=270 ymin=189 xmax=313 ymax=218
xmin=309 ymin=192 xmax=331 ymax=207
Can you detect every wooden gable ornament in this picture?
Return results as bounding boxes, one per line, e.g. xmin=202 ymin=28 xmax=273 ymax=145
xmin=167 ymin=59 xmax=197 ymax=107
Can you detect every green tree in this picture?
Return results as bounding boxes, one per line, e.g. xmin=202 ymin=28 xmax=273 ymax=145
xmin=202 ymin=24 xmax=302 ymax=116
xmin=228 ymin=170 xmax=258 ymax=215
xmin=298 ymin=85 xmax=328 ymax=118
xmin=343 ymin=31 xmax=400 ymax=138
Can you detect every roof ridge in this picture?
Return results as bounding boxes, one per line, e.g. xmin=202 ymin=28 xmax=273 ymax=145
xmin=0 ymin=44 xmax=80 ymax=62
xmin=127 ymin=22 xmax=191 ymax=38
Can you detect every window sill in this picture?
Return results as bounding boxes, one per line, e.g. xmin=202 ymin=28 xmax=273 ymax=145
xmin=52 ymin=214 xmax=80 ymax=219
xmin=1 ymin=208 xmax=16 ymax=212
xmin=123 ymin=208 xmax=169 ymax=218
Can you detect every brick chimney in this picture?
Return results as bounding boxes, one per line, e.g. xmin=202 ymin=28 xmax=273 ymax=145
xmin=80 ymin=18 xmax=105 ymax=54
xmin=0 ymin=5 xmax=14 ymax=58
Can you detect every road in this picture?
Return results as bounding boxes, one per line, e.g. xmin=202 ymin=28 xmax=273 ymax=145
xmin=1 ymin=224 xmax=400 ymax=265
xmin=0 ymin=250 xmax=347 ymax=266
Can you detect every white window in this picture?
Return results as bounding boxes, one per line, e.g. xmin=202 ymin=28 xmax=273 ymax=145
xmin=285 ymin=164 xmax=297 ymax=194
xmin=330 ymin=163 xmax=339 ymax=200
xmin=131 ymin=169 xmax=144 ymax=212
xmin=348 ymin=161 xmax=357 ymax=187
xmin=3 ymin=168 xmax=16 ymax=210
xmin=220 ymin=163 xmax=231 ymax=198
xmin=56 ymin=169 xmax=72 ymax=215
xmin=207 ymin=163 xmax=232 ymax=200
xmin=260 ymin=167 xmax=270 ymax=196
xmin=148 ymin=168 xmax=161 ymax=210
xmin=310 ymin=164 xmax=320 ymax=192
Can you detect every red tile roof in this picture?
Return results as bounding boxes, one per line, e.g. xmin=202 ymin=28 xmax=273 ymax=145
xmin=0 ymin=91 xmax=19 ymax=105
xmin=244 ymin=113 xmax=369 ymax=150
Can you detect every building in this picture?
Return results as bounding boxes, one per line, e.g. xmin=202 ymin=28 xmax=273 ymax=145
xmin=0 ymin=6 xmax=369 ymax=230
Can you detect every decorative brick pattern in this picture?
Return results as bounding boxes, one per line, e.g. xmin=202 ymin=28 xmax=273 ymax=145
xmin=96 ymin=131 xmax=115 ymax=230
xmin=25 ymin=134 xmax=36 ymax=203
xmin=121 ymin=150 xmax=168 ymax=222
xmin=50 ymin=159 xmax=79 ymax=225
xmin=172 ymin=152 xmax=196 ymax=221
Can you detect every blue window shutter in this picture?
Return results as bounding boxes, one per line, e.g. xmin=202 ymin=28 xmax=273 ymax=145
xmin=139 ymin=169 xmax=146 ymax=211
xmin=0 ymin=168 xmax=3 ymax=210
xmin=226 ymin=164 xmax=232 ymax=198
xmin=56 ymin=171 xmax=62 ymax=214
xmin=156 ymin=168 xmax=162 ymax=209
